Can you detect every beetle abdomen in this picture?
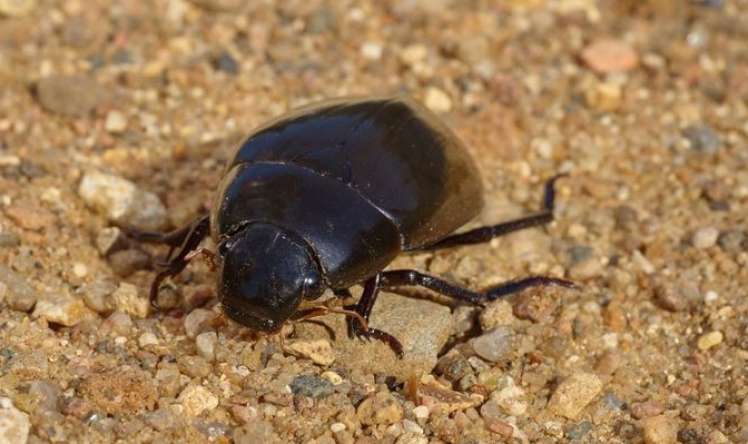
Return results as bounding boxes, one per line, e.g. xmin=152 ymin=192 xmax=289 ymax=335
xmin=212 ymin=162 xmax=401 ymax=288
xmin=228 ymin=97 xmax=483 ymax=249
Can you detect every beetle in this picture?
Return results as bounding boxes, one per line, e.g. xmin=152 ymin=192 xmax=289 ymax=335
xmin=125 ymin=97 xmax=575 ymax=356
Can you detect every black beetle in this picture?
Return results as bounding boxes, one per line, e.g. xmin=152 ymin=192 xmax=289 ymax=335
xmin=125 ymin=97 xmax=575 ymax=356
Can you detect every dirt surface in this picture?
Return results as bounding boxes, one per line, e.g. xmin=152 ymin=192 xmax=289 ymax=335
xmin=1 ymin=1 xmax=748 ymax=443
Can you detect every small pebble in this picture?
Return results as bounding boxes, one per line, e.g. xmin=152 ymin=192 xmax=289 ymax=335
xmin=196 ymin=331 xmax=218 ymax=361
xmin=0 ymin=265 xmax=38 ymax=312
xmin=580 ymin=39 xmax=639 ymax=74
xmin=178 ymin=355 xmax=211 ymax=379
xmin=103 ymin=312 xmax=133 ymax=336
xmin=0 ymin=397 xmax=30 ymax=444
xmin=412 ymin=405 xmax=429 ymax=419
xmin=653 ymin=282 xmax=688 ymax=312
xmin=78 ymin=280 xmax=116 ymax=314
xmin=632 ymin=250 xmax=656 ymax=274
xmin=565 ymin=420 xmax=592 ymax=440
xmin=112 ymin=282 xmax=149 ymax=318
xmin=692 ymin=227 xmax=719 ymax=249
xmin=360 ymin=42 xmax=383 ymax=60
xmin=631 ymin=401 xmax=665 ymax=419
xmin=104 ymin=110 xmax=128 ymax=133
xmin=0 ymin=232 xmax=21 ymax=248
xmin=330 ymin=422 xmax=346 ymax=433
xmin=72 ymin=262 xmax=88 ymax=278
xmin=213 ymin=51 xmax=239 ymax=74
xmin=357 ymin=391 xmax=403 ymax=425
xmin=138 ymin=332 xmax=159 ymax=348
xmin=108 ymin=249 xmax=150 ymax=277
xmin=290 ymin=375 xmax=334 ymax=399
xmin=547 ymin=373 xmax=603 ymax=419
xmin=718 ymin=230 xmax=745 ymax=253
xmin=424 ymin=87 xmax=452 ymax=113
xmin=683 ymin=125 xmax=721 ymax=154
xmin=396 ymin=432 xmax=427 ymax=444
xmin=177 ymin=385 xmax=218 ymax=417
xmin=641 ymin=414 xmax=679 ymax=444
xmin=470 ymin=327 xmax=515 ymax=362
xmin=184 ymin=308 xmax=218 ymax=338
xmin=36 ymin=75 xmax=104 ymax=117
xmin=0 ymin=0 xmax=36 ymax=17
xmin=78 ymin=171 xmax=167 ymax=231
xmin=4 ymin=204 xmax=56 ymax=231
xmin=320 ymin=371 xmax=343 ymax=385
xmin=585 ymin=81 xmax=623 ymax=112
xmin=479 ymin=300 xmax=515 ymax=331
xmin=286 ymin=339 xmax=335 ymax=366
xmin=95 ymin=227 xmax=127 ymax=256
xmin=568 ymin=256 xmax=604 ymax=280
xmin=32 ymin=293 xmax=94 ymax=326
xmin=696 ymin=331 xmax=723 ymax=351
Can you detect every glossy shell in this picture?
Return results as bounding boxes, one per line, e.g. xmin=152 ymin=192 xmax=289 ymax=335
xmin=212 ymin=97 xmax=483 ymax=287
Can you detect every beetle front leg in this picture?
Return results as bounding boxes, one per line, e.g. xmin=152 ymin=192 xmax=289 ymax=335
xmin=124 ymin=215 xmax=211 ymax=309
xmin=334 ymin=275 xmax=404 ymax=358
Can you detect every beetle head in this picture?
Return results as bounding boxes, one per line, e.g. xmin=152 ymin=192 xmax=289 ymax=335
xmin=217 ymin=223 xmax=325 ymax=331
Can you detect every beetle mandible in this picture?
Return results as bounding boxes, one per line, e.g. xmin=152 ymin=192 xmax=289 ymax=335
xmin=125 ymin=97 xmax=575 ymax=356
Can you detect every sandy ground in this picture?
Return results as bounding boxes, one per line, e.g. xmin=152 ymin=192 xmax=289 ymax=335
xmin=1 ymin=0 xmax=747 ymax=443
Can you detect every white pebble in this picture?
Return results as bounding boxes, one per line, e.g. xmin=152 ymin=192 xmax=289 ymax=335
xmin=196 ymin=331 xmax=218 ymax=361
xmin=361 ymin=42 xmax=383 ymax=60
xmin=0 ymin=397 xmax=30 ymax=444
xmin=424 ymin=87 xmax=452 ymax=113
xmin=138 ymin=332 xmax=159 ymax=347
xmin=177 ymin=385 xmax=218 ymax=416
xmin=330 ymin=422 xmax=346 ymax=433
xmin=78 ymin=171 xmax=167 ymax=231
xmin=72 ymin=262 xmax=88 ymax=278
xmin=402 ymin=419 xmax=423 ymax=434
xmin=692 ymin=227 xmax=719 ymax=249
xmin=704 ymin=290 xmax=719 ymax=304
xmin=412 ymin=405 xmax=429 ymax=419
xmin=321 ymin=371 xmax=343 ymax=385
xmin=104 ymin=110 xmax=128 ymax=133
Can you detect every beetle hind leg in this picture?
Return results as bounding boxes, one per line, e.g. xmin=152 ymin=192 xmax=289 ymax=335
xmin=424 ymin=174 xmax=567 ymax=250
xmin=378 ymin=269 xmax=577 ymax=304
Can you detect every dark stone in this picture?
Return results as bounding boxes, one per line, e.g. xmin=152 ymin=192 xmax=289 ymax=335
xmin=565 ymin=421 xmax=592 ymax=440
xmin=683 ymin=124 xmax=721 ymax=154
xmin=213 ymin=52 xmax=239 ymax=74
xmin=290 ymin=374 xmax=334 ymax=399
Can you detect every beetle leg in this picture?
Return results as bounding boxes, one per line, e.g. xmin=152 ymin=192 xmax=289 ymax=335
xmin=334 ymin=275 xmax=405 ymax=357
xmin=423 ymin=174 xmax=567 ymax=250
xmin=122 ymin=214 xmax=210 ymax=248
xmin=144 ymin=216 xmax=211 ymax=309
xmin=378 ymin=269 xmax=578 ymax=304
